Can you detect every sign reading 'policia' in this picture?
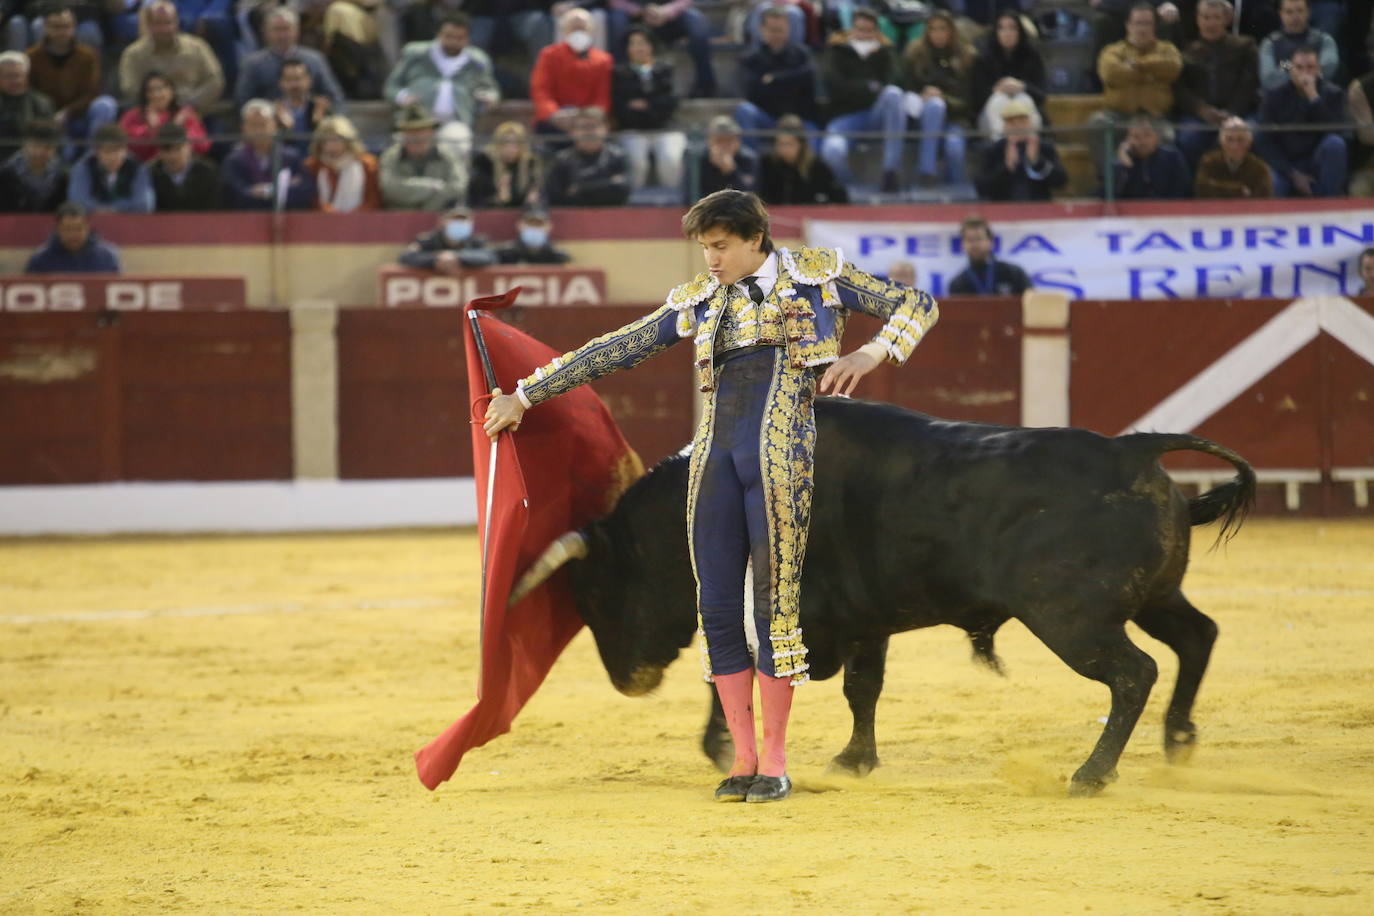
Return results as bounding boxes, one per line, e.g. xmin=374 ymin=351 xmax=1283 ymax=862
xmin=379 ymin=266 xmax=609 ymax=308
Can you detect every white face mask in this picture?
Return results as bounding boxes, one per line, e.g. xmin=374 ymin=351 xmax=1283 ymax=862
xmin=565 ymin=30 xmax=592 ymax=53
xmin=850 ymin=38 xmax=880 ymax=58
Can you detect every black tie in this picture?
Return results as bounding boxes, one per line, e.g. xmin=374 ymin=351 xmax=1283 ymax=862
xmin=740 ymin=276 xmax=765 ymax=305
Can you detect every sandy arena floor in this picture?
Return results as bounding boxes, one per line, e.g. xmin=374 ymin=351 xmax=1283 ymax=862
xmin=2 ymin=519 xmax=1373 ymax=914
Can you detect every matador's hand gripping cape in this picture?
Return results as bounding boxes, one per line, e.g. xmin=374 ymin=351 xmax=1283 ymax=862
xmin=414 ymin=290 xmax=643 ymax=790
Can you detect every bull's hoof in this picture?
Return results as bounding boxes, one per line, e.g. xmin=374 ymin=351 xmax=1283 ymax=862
xmin=1165 ymin=726 xmax=1198 ymax=765
xmin=826 ymin=751 xmax=880 ymax=777
xmin=1068 ymin=767 xmax=1118 ymax=797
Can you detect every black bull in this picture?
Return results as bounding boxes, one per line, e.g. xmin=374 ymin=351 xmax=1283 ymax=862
xmin=512 ymin=398 xmax=1255 ymax=795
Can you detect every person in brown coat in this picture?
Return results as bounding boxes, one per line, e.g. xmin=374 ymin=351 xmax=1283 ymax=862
xmin=25 ymin=6 xmax=116 ymax=156
xmin=1087 ymin=2 xmax=1182 ymax=175
xmin=1194 ymin=118 xmax=1273 ymax=198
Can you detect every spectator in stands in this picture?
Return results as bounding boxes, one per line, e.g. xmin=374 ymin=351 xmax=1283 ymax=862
xmin=948 ymin=215 xmax=1030 ymax=296
xmin=902 ymin=10 xmax=972 ymax=187
xmin=468 ymin=120 xmax=542 ymax=208
xmin=1194 ymin=117 xmax=1273 ymax=197
xmin=1088 ymin=2 xmax=1183 ymax=172
xmin=0 ymin=119 xmax=65 ymax=211
xmin=25 ymin=201 xmax=122 ymax=273
xmin=119 ymin=72 xmax=210 ymax=162
xmin=306 ymin=115 xmax=380 ymax=212
xmin=378 ymin=102 xmax=467 ymax=210
xmin=497 ymin=206 xmax=572 ymax=265
xmin=1350 ymin=70 xmax=1374 ymax=196
xmin=820 ymin=7 xmax=906 ymax=192
xmin=544 ymin=105 xmax=631 ymax=206
xmin=0 ymin=49 xmax=54 ymax=144
xmin=465 ymin=2 xmax=554 ymax=58
xmin=167 ymin=0 xmax=238 ymax=92
xmin=612 ymin=26 xmax=685 ymax=190
xmin=235 ymin=8 xmax=345 ymax=109
xmin=118 ymin=2 xmax=225 ymax=116
xmin=6 ymin=0 xmax=105 ymax=51
xmin=1113 ymin=113 xmax=1192 ymax=198
xmin=384 ymin=13 xmax=499 ymax=161
xmin=398 ymin=204 xmax=497 ymax=273
xmin=1176 ymin=0 xmax=1260 ymax=168
xmin=531 ymin=8 xmax=612 ymax=140
xmin=1089 ymin=0 xmax=1182 ymax=81
xmin=971 ymin=9 xmax=1048 ymax=140
xmin=1358 ymin=247 xmax=1374 ymax=294
xmin=696 ymin=113 xmax=759 ymax=197
xmin=274 ymin=58 xmax=332 ymax=155
xmin=25 ymin=6 xmax=115 ymax=157
xmin=1256 ymin=45 xmax=1346 ymax=196
xmin=68 ymin=123 xmax=155 ymax=212
xmin=974 ymin=98 xmax=1067 ymax=201
xmin=150 ymin=121 xmax=221 ymax=210
xmin=222 ymin=97 xmax=316 ymax=209
xmin=887 ymin=259 xmax=916 ymax=288
xmin=1258 ymin=0 xmax=1339 ymax=91
xmin=321 ymin=0 xmax=388 ymax=99
xmin=735 ymin=6 xmax=820 ymax=150
xmin=606 ymin=0 xmax=717 ymax=98
xmin=759 ymin=113 xmax=847 ymax=204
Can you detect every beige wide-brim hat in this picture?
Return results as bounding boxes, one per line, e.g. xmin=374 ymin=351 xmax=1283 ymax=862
xmin=395 ymin=102 xmax=439 ymax=131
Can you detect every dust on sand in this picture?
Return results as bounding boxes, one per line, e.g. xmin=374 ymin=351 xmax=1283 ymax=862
xmin=2 ymin=520 xmax=1373 ymax=913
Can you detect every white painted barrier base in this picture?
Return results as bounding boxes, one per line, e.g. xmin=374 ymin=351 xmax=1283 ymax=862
xmin=0 ymin=479 xmax=479 ymax=536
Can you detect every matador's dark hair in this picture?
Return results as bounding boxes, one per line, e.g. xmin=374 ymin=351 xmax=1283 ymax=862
xmin=681 ymin=190 xmax=774 ymax=253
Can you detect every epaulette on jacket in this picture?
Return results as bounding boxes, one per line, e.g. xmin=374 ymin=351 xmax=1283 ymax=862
xmin=665 ymin=271 xmax=720 ymax=311
xmin=780 ymin=246 xmax=844 ymax=286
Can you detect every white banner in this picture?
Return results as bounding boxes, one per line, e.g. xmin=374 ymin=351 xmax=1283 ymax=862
xmin=805 ymin=210 xmax=1374 ymax=300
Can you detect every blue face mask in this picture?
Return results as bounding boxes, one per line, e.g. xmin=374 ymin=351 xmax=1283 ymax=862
xmin=519 ymin=226 xmax=549 ymax=248
xmin=444 ymin=219 xmax=473 ymax=243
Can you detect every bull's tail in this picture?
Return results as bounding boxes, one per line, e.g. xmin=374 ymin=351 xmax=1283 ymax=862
xmin=1120 ymin=432 xmax=1256 ymax=545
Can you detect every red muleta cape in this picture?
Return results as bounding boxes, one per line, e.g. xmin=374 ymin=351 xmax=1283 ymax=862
xmin=414 ymin=290 xmax=643 ymax=790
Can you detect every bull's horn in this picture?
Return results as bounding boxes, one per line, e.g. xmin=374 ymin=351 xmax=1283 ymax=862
xmin=508 ymin=531 xmax=589 ymax=606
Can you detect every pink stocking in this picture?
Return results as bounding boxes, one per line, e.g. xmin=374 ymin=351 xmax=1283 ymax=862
xmin=712 ymin=669 xmax=758 ymax=777
xmin=756 ymin=672 xmax=794 ymax=778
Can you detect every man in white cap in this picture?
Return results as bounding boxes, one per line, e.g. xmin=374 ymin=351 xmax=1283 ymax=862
xmin=973 ymin=98 xmax=1066 ymax=202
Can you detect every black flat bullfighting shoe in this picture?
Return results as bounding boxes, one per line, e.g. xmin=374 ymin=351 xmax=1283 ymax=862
xmin=745 ymin=774 xmax=791 ymax=803
xmin=714 ymin=775 xmax=755 ymax=802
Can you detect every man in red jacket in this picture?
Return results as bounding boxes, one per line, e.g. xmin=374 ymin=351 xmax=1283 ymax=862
xmin=529 ymin=7 xmax=611 ymax=143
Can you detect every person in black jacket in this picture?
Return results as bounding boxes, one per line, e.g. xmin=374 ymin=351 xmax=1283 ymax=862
xmin=0 ymin=119 xmax=65 ymax=212
xmin=468 ymin=120 xmax=542 ymax=208
xmin=948 ymin=216 xmax=1031 ymax=296
xmin=695 ymin=114 xmax=760 ymax=198
xmin=819 ymin=11 xmax=906 ymax=191
xmin=974 ymin=100 xmax=1067 ymax=201
xmin=1113 ymin=114 xmax=1193 ymax=199
xmin=496 ymin=206 xmax=572 ymax=265
xmin=149 ymin=122 xmax=220 ymax=210
xmin=1175 ymin=0 xmax=1260 ymax=167
xmin=971 ymin=10 xmax=1048 ymax=139
xmin=735 ymin=7 xmax=820 ymax=151
xmin=1255 ymin=45 xmax=1347 ymax=196
xmin=611 ymin=27 xmax=686 ymax=189
xmin=759 ymin=114 xmax=848 ymax=204
xmin=398 ymin=205 xmax=498 ymax=273
xmin=543 ymin=106 xmax=631 ymax=207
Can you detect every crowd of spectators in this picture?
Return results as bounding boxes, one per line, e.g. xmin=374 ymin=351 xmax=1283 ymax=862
xmin=3 ymin=0 xmax=1374 ymax=216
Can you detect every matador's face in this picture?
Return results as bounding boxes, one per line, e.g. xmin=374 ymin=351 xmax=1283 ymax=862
xmin=697 ymin=227 xmax=766 ymax=287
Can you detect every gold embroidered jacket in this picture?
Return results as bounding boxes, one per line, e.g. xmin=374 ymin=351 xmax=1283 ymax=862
xmin=516 ymin=246 xmax=938 ymax=405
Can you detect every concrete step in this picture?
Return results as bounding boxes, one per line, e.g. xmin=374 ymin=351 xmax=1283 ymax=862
xmin=1045 ymin=93 xmax=1105 ymax=128
xmin=1055 ymin=142 xmax=1100 ymax=198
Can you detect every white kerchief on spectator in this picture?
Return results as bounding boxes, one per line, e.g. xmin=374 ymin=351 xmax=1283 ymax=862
xmin=274 ymin=168 xmax=292 ymax=209
xmin=318 ymin=159 xmax=365 ymax=212
xmin=429 ymin=43 xmax=470 ymax=121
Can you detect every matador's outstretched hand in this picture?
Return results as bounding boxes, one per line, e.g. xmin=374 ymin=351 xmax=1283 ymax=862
xmin=819 ymin=350 xmax=881 ymax=397
xmin=483 ymin=388 xmax=526 ymax=441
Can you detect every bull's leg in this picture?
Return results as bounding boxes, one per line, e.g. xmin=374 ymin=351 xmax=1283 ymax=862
xmin=829 ymin=637 xmax=889 ymax=776
xmin=702 ymin=687 xmax=733 ymax=773
xmin=1023 ymin=618 xmax=1158 ymax=796
xmin=1133 ymin=591 xmax=1218 ymax=764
